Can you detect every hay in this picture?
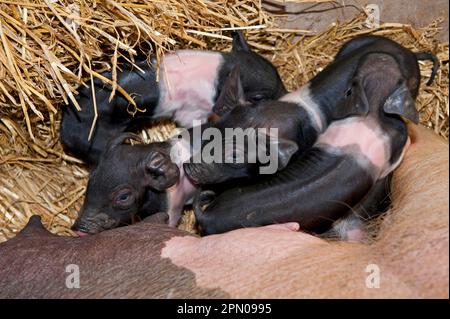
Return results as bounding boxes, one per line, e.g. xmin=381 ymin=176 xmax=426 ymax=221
xmin=0 ymin=1 xmax=448 ymax=242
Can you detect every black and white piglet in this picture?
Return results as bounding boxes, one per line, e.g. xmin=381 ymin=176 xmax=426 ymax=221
xmin=60 ymin=31 xmax=286 ymax=164
xmin=184 ymin=35 xmax=438 ymax=185
xmin=193 ymin=52 xmax=415 ymax=236
xmin=71 ymin=132 xmax=185 ymax=233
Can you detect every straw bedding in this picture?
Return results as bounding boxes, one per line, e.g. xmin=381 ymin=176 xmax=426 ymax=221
xmin=0 ymin=0 xmax=448 ymax=242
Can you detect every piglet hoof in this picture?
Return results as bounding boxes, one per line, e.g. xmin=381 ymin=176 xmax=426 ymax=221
xmin=143 ymin=212 xmax=170 ymax=225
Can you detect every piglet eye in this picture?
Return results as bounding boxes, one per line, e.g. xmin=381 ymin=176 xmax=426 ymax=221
xmin=114 ymin=189 xmax=134 ymax=208
xmin=249 ymin=94 xmax=265 ymax=103
xmin=118 ymin=193 xmax=130 ymax=202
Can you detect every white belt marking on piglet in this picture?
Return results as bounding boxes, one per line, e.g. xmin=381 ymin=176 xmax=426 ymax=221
xmin=156 ymin=50 xmax=223 ymax=128
xmin=316 ymin=116 xmax=391 ymax=179
xmin=280 ymin=84 xmax=324 ymax=132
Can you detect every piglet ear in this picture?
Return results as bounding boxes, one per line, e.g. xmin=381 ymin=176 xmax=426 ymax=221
xmin=143 ymin=151 xmax=180 ymax=191
xmin=261 ymin=130 xmax=298 ymax=170
xmin=275 ymin=138 xmax=299 ymax=170
xmin=231 ymin=30 xmax=251 ymax=52
xmin=383 ymin=81 xmax=419 ymax=124
xmin=334 ymin=78 xmax=370 ymax=120
xmin=212 ymin=66 xmax=245 ymax=117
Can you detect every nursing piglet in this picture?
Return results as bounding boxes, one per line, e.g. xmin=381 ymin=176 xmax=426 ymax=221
xmin=60 ymin=31 xmax=286 ymax=164
xmin=71 ymin=129 xmax=196 ymax=234
xmin=194 ymin=52 xmax=416 ymax=236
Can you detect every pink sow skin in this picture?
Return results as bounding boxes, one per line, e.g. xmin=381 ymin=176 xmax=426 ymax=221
xmin=161 ymin=222 xmax=307 ymax=295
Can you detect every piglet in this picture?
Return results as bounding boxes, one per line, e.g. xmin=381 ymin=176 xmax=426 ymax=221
xmin=72 ymin=129 xmax=195 ymax=233
xmin=60 ymin=31 xmax=286 ymax=165
xmin=193 ymin=52 xmax=415 ymax=236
